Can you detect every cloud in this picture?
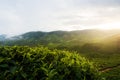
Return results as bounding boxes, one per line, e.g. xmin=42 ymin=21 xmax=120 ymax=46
xmin=56 ymin=6 xmax=120 ymax=26
xmin=0 ymin=9 xmax=23 ymax=35
xmin=72 ymin=0 xmax=120 ymax=7
xmin=0 ymin=0 xmax=120 ymax=36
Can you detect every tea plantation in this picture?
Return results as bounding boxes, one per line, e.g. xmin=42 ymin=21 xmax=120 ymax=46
xmin=0 ymin=46 xmax=103 ymax=80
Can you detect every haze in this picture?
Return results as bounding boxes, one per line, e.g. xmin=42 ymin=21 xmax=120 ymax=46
xmin=0 ymin=0 xmax=120 ymax=36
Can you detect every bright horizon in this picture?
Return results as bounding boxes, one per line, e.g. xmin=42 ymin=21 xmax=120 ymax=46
xmin=0 ymin=0 xmax=120 ymax=36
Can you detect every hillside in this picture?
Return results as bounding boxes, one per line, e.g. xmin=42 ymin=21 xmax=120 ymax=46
xmin=0 ymin=29 xmax=120 ymax=80
xmin=1 ymin=29 xmax=119 ymax=45
xmin=1 ymin=29 xmax=120 ymax=53
xmin=0 ymin=34 xmax=7 ymax=41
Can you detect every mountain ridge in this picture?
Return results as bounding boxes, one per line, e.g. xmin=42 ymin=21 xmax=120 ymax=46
xmin=0 ymin=29 xmax=120 ymax=51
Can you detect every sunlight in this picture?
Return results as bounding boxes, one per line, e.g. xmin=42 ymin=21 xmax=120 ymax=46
xmin=93 ymin=22 xmax=120 ymax=30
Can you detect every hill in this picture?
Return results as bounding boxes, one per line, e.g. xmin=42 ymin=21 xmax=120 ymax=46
xmin=0 ymin=29 xmax=120 ymax=80
xmin=0 ymin=34 xmax=7 ymax=41
xmin=0 ymin=29 xmax=119 ymax=55
xmin=1 ymin=29 xmax=120 ymax=53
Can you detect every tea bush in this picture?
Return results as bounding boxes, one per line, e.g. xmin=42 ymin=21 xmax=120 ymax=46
xmin=0 ymin=46 xmax=102 ymax=80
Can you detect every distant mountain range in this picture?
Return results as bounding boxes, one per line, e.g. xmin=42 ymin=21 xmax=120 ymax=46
xmin=0 ymin=29 xmax=120 ymax=53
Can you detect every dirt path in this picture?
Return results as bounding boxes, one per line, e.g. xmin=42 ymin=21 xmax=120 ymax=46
xmin=99 ymin=64 xmax=120 ymax=72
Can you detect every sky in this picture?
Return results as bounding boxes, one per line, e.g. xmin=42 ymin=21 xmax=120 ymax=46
xmin=0 ymin=0 xmax=120 ymax=36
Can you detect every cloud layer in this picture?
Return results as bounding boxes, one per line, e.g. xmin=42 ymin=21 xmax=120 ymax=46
xmin=0 ymin=0 xmax=120 ymax=36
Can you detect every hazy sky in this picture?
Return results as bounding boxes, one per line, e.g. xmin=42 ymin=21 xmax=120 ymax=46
xmin=0 ymin=0 xmax=120 ymax=36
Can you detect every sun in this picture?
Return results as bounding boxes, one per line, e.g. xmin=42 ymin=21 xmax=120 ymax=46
xmin=94 ymin=22 xmax=120 ymax=30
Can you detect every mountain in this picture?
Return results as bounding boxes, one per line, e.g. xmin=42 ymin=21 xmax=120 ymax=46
xmin=1 ymin=29 xmax=119 ymax=44
xmin=0 ymin=34 xmax=7 ymax=41
xmin=1 ymin=29 xmax=120 ymax=53
xmin=1 ymin=30 xmax=103 ymax=45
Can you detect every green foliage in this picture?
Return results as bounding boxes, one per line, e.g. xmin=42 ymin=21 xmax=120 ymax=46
xmin=101 ymin=66 xmax=120 ymax=80
xmin=1 ymin=30 xmax=120 ymax=79
xmin=0 ymin=46 xmax=102 ymax=80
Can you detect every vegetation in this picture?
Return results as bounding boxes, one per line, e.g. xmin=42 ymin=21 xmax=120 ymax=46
xmin=0 ymin=46 xmax=102 ymax=80
xmin=0 ymin=29 xmax=120 ymax=79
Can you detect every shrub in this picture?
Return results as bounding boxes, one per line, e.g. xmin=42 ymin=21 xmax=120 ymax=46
xmin=0 ymin=46 xmax=102 ymax=80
